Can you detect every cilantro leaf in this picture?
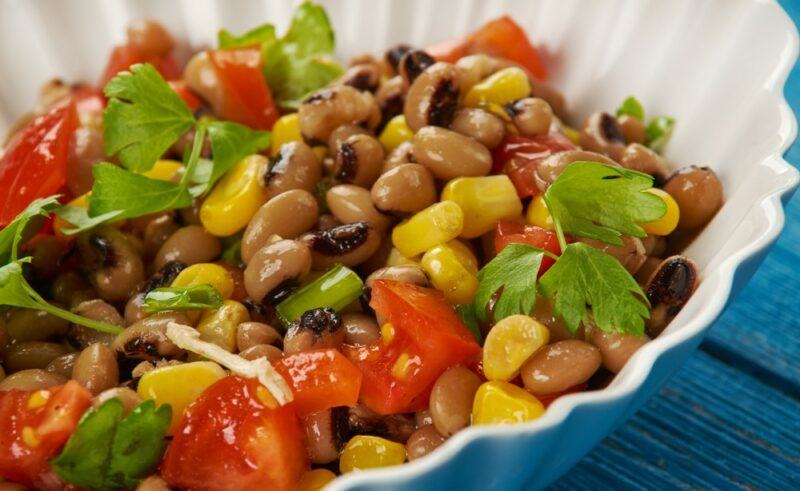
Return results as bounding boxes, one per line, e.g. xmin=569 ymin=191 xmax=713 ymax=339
xmin=88 ymin=163 xmax=193 ymax=221
xmin=103 ymin=64 xmax=196 ymax=172
xmin=54 ymin=206 xmax=124 ymax=236
xmin=199 ymin=121 xmax=271 ymax=194
xmin=218 ymin=24 xmax=276 ymax=49
xmin=283 ymin=1 xmax=336 ymax=58
xmin=0 ymin=196 xmax=60 ymax=263
xmin=472 ymin=243 xmax=545 ymax=324
xmin=143 ymin=284 xmax=224 ymax=313
xmin=543 ymin=162 xmax=666 ymax=246
xmin=616 ymin=96 xmax=644 ymax=121
xmin=52 ymin=399 xmax=171 ymax=490
xmin=645 ymin=116 xmax=675 ymax=153
xmin=539 ymin=242 xmax=649 ymax=336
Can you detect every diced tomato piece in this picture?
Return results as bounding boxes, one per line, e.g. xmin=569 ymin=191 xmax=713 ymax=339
xmin=0 ymin=381 xmax=92 ymax=489
xmin=208 ymin=47 xmax=278 ymax=130
xmin=99 ymin=45 xmax=181 ymax=87
xmin=161 ymin=376 xmax=308 ymax=491
xmin=168 ymin=80 xmax=204 ymax=113
xmin=70 ymin=84 xmax=105 ymax=117
xmin=273 ymin=349 xmax=362 ymax=416
xmin=0 ymin=99 xmax=78 ymax=227
xmin=491 ymin=133 xmax=575 ymax=198
xmin=345 ymin=281 xmax=481 ymax=415
xmin=427 ymin=16 xmax=548 ymax=80
xmin=494 ymin=221 xmax=561 ymax=273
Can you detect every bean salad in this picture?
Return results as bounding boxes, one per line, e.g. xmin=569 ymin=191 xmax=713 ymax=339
xmin=0 ymin=3 xmax=724 ymax=490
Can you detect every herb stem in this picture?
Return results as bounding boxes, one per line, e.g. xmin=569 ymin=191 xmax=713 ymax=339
xmin=181 ymin=123 xmax=208 ymax=188
xmin=545 ymin=195 xmax=568 ymax=253
xmin=37 ymin=302 xmax=124 ymax=335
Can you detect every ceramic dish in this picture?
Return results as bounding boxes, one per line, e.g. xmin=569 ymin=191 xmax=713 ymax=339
xmin=0 ymin=0 xmax=797 ymax=489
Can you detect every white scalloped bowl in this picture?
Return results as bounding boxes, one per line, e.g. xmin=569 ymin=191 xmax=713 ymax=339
xmin=1 ymin=0 xmax=797 ymax=489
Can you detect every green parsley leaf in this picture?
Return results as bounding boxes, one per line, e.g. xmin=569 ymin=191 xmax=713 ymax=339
xmin=218 ymin=24 xmax=276 ymax=49
xmin=0 ymin=196 xmax=60 ymax=263
xmin=539 ymin=242 xmax=649 ymax=336
xmin=472 ymin=243 xmax=545 ymax=324
xmin=103 ymin=64 xmax=196 ymax=172
xmin=456 ymin=304 xmax=483 ymax=345
xmin=616 ymin=96 xmax=645 ymax=121
xmin=199 ymin=121 xmax=271 ymax=194
xmin=645 ymin=116 xmax=675 ymax=153
xmin=283 ymin=1 xmax=336 ymax=58
xmin=543 ymin=162 xmax=667 ymax=246
xmin=54 ymin=206 xmax=123 ymax=236
xmin=143 ymin=284 xmax=224 ymax=313
xmin=52 ymin=399 xmax=171 ymax=490
xmin=88 ymin=163 xmax=193 ymax=221
xmin=220 ymin=233 xmax=243 ymax=265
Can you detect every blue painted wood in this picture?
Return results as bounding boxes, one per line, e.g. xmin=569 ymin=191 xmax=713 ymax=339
xmin=549 ymin=1 xmax=800 ymax=488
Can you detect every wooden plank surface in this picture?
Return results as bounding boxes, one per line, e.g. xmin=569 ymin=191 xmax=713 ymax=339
xmin=548 ymin=2 xmax=800 ymax=488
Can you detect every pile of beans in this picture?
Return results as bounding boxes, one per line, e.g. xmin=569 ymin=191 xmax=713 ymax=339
xmin=0 ymin=19 xmax=725 ymax=486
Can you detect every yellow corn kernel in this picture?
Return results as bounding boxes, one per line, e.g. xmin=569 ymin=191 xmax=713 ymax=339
xmin=472 ymin=381 xmax=545 ymax=425
xmin=641 ymin=188 xmax=680 ymax=236
xmin=171 ymin=263 xmax=234 ymax=299
xmin=385 ymin=248 xmax=418 ymax=267
xmin=200 ymin=154 xmax=268 ymax=237
xmin=196 ymin=300 xmax=250 ymax=352
xmin=483 ymin=315 xmax=549 ymax=381
xmin=379 ymin=115 xmax=414 ymax=152
xmin=27 ymin=390 xmax=50 ymax=409
xmin=339 ymin=435 xmax=407 ymax=473
xmin=526 ymin=195 xmax=554 ymax=230
xmin=445 ymin=240 xmax=479 ymax=275
xmin=562 ymin=125 xmax=581 ymax=145
xmin=421 ymin=242 xmax=479 ymax=305
xmin=143 ymin=159 xmax=184 ymax=182
xmin=392 ymin=201 xmax=464 ymax=258
xmin=270 ymin=113 xmax=302 ymax=156
xmin=312 ymin=146 xmax=328 ymax=161
xmin=381 ymin=323 xmax=396 ymax=344
xmin=22 ymin=426 xmax=40 ymax=447
xmin=441 ymin=175 xmax=523 ymax=238
xmin=391 ymin=352 xmax=414 ymax=380
xmin=256 ymin=385 xmax=278 ymax=409
xmin=137 ymin=361 xmax=226 ymax=434
xmin=295 ymin=469 xmax=337 ymax=491
xmin=464 ymin=67 xmax=531 ymax=108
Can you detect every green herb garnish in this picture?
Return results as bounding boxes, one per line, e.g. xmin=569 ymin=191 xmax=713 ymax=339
xmin=52 ymin=399 xmax=171 ymax=490
xmin=276 ymin=264 xmax=363 ymax=324
xmin=143 ymin=284 xmax=224 ymax=313
xmin=616 ymin=96 xmax=645 ymax=121
xmin=0 ymin=196 xmax=60 ymax=263
xmin=645 ymin=116 xmax=675 ymax=153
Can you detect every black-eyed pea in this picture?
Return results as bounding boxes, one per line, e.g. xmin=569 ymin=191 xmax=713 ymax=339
xmin=382 ymin=140 xmax=416 ymax=174
xmin=262 ymin=141 xmax=323 ymax=201
xmin=618 ymin=115 xmax=646 ymax=144
xmin=644 ymin=256 xmax=698 ymax=337
xmin=404 ymin=62 xmax=461 ymax=132
xmin=243 ymin=239 xmax=312 ymax=302
xmin=0 ymin=369 xmax=67 ymax=391
xmin=303 ymin=408 xmax=349 ymax=464
xmin=183 ymin=52 xmax=223 ymax=112
xmin=327 ymin=184 xmax=391 ymax=231
xmin=241 ymin=189 xmax=319 ymax=264
xmin=621 ymin=143 xmax=669 ymax=183
xmin=415 ymin=409 xmax=433 ymax=428
xmin=588 ymin=327 xmax=649 ymax=374
xmin=70 ymin=299 xmax=123 ymax=347
xmin=78 ymin=227 xmax=145 ymax=302
xmin=4 ymin=342 xmax=70 ymax=372
xmin=239 ymin=344 xmax=283 ymax=361
xmin=66 ymin=126 xmax=104 ymax=196
xmin=455 ymin=54 xmax=502 ymax=94
xmin=112 ymin=313 xmax=190 ymax=361
xmin=579 ymin=112 xmax=627 ymax=162
xmin=327 ymin=124 xmax=370 ymax=154
xmin=316 ymin=214 xmax=342 ymax=230
xmin=397 ymin=49 xmax=435 ymax=87
xmin=52 ymin=271 xmax=93 ymax=308
xmin=406 ymin=424 xmax=446 ymax=461
xmin=30 ymin=235 xmax=65 ymax=278
xmin=72 ymin=343 xmax=119 ymax=395
xmin=154 ymin=225 xmax=221 ymax=271
xmin=529 ymin=79 xmax=567 ymax=120
xmin=283 ymin=308 xmax=344 ymax=354
xmin=127 ymin=19 xmax=173 ymax=57
xmin=578 ymin=236 xmax=646 ymax=275
xmin=299 ymin=222 xmax=382 ymax=270
xmin=520 ymin=340 xmax=601 ymax=395
xmin=93 ymin=387 xmax=143 ymax=415
xmin=45 ymin=353 xmax=79 ymax=378
xmin=333 ymin=134 xmax=385 ymax=188
xmin=504 ymin=97 xmax=553 ymax=137
xmin=449 ymin=108 xmax=505 ymax=149
xmin=237 ymin=322 xmax=282 ymax=351
xmin=134 ymin=476 xmax=171 ymax=491
xmin=663 ymin=166 xmax=724 ymax=231
xmin=197 ymin=300 xmax=250 ymax=352
xmin=429 ymin=366 xmax=481 ymax=436
xmin=365 ymin=264 xmax=430 ymax=289
xmin=384 ymin=44 xmax=412 ymax=73
xmin=341 ymin=313 xmax=380 ymax=346
xmin=6 ymin=309 xmax=68 ymax=343
xmin=298 ymin=86 xmax=381 ymax=144
xmin=534 ymin=150 xmax=618 ymax=192
xmin=143 ymin=213 xmax=180 ymax=258
xmin=375 ymin=76 xmax=405 ymax=126
xmin=332 ymin=63 xmax=381 ymax=93
xmin=412 ymin=126 xmax=492 ymax=180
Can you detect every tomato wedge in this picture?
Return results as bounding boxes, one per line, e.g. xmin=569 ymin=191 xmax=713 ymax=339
xmin=99 ymin=45 xmax=181 ymax=87
xmin=427 ymin=16 xmax=548 ymax=80
xmin=162 ymin=376 xmax=308 ymax=491
xmin=0 ymin=99 xmax=78 ymax=226
xmin=494 ymin=221 xmax=561 ymax=273
xmin=208 ymin=47 xmax=279 ymax=130
xmin=491 ymin=133 xmax=575 ymax=198
xmin=0 ymin=381 xmax=92 ymax=489
xmin=274 ymin=349 xmax=362 ymax=416
xmin=345 ymin=281 xmax=481 ymax=415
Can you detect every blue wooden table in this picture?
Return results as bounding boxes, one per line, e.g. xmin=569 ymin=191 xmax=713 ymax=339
xmin=550 ymin=2 xmax=800 ymax=489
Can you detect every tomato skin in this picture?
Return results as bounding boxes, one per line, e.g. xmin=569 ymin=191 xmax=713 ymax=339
xmin=168 ymin=80 xmax=204 ymax=113
xmin=427 ymin=16 xmax=548 ymax=80
xmin=346 ymin=281 xmax=481 ymax=415
xmin=161 ymin=376 xmax=308 ymax=491
xmin=99 ymin=45 xmax=181 ymax=87
xmin=0 ymin=381 xmax=92 ymax=489
xmin=273 ymin=349 xmax=362 ymax=416
xmin=491 ymin=133 xmax=575 ymax=198
xmin=0 ymin=99 xmax=78 ymax=226
xmin=494 ymin=221 xmax=561 ymax=273
xmin=208 ymin=47 xmax=279 ymax=130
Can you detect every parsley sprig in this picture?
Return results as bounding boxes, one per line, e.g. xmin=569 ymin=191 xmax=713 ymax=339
xmin=615 ymin=95 xmax=676 ymax=154
xmin=143 ymin=284 xmax=224 ymax=313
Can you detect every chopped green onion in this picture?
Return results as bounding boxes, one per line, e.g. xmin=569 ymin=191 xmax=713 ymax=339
xmin=616 ymin=96 xmax=645 ymax=121
xmin=143 ymin=284 xmax=223 ymax=313
xmin=276 ymin=264 xmax=363 ymax=325
xmin=645 ymin=116 xmax=675 ymax=153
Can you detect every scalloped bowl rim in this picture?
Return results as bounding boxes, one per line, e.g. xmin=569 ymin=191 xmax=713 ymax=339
xmin=328 ymin=5 xmax=800 ymax=490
